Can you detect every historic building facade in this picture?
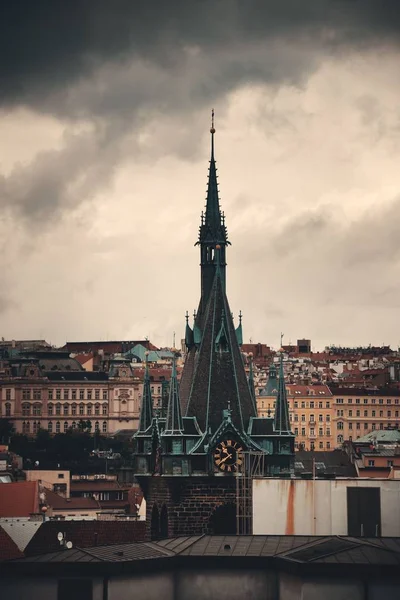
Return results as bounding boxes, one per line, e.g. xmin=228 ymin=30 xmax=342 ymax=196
xmin=0 ymin=352 xmax=142 ymax=435
xmin=133 ymin=117 xmax=295 ymax=538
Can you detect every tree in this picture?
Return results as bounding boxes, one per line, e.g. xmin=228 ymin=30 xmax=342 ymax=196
xmin=0 ymin=418 xmax=15 ymax=444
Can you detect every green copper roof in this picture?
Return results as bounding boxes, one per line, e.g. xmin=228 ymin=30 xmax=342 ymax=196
xmin=261 ymin=362 xmax=278 ymax=396
xmin=164 ymin=353 xmax=184 ymax=435
xmin=186 ymin=246 xmax=256 ymax=434
xmin=137 ymin=356 xmax=153 ymax=433
xmin=355 ymin=429 xmax=400 ymax=444
xmin=274 ymin=353 xmax=291 ymax=434
xmin=248 ymin=354 xmax=257 ymax=414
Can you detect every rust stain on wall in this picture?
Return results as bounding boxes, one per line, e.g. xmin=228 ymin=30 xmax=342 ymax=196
xmin=285 ymin=480 xmax=295 ymax=535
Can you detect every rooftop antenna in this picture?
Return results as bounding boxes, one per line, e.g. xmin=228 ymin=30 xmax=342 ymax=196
xmin=57 ymin=531 xmax=73 ymax=550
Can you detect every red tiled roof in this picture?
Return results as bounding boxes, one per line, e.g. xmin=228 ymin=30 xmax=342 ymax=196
xmin=0 ymin=527 xmax=24 ymax=561
xmin=0 ymin=482 xmax=39 ymax=517
xmin=286 ymin=384 xmax=332 ymax=397
xmin=74 ymin=353 xmax=93 ymax=365
xmin=44 ymin=489 xmax=99 ymax=510
xmin=25 ymin=520 xmax=146 ymax=556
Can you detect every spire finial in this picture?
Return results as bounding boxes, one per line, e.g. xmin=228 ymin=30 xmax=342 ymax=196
xmin=210 ymin=108 xmax=215 ymax=159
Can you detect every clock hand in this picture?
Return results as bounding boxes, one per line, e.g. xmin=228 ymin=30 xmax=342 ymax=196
xmin=219 ymin=453 xmax=233 ymax=464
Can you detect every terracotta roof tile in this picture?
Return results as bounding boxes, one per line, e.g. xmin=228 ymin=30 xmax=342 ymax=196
xmin=0 ymin=482 xmax=39 ymax=517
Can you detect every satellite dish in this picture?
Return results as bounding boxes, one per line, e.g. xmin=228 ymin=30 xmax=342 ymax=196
xmin=66 ymin=541 xmax=73 ymax=549
xmin=57 ymin=532 xmax=64 ymax=542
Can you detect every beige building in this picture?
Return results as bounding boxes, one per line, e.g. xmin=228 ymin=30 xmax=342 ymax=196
xmin=257 ymin=384 xmax=333 ymax=451
xmin=25 ymin=469 xmax=70 ymax=497
xmin=0 ymin=357 xmax=141 ymax=436
xmin=331 ymin=387 xmax=400 ymax=446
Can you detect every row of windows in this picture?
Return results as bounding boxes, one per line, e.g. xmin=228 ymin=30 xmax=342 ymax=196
xmin=338 ymin=421 xmax=399 ymax=431
xmin=295 ymin=441 xmax=332 ymax=450
xmin=21 ymin=403 xmax=109 ymax=417
xmin=260 ymin=400 xmax=331 ymax=409
xmin=48 ymin=389 xmax=108 ymax=401
xmin=21 ymin=421 xmax=108 ymax=434
xmin=336 ymin=409 xmax=399 ymax=418
xmin=294 ymin=427 xmax=331 ymax=437
xmin=336 ymin=397 xmax=399 ymax=405
xmin=292 ymin=414 xmax=331 ymax=423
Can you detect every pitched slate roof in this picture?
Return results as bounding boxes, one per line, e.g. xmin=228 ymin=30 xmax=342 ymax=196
xmin=24 ymin=520 xmax=146 ymax=556
xmin=185 ymin=249 xmax=256 ymax=434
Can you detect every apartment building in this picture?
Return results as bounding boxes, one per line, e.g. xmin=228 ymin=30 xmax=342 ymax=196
xmin=257 ymin=384 xmax=333 ymax=450
xmin=331 ymin=386 xmax=400 ymax=446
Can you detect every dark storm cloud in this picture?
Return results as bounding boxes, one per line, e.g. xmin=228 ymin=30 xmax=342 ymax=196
xmin=1 ymin=0 xmax=400 ymax=114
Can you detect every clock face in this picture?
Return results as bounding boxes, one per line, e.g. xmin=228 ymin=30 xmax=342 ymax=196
xmin=214 ymin=439 xmax=243 ymax=472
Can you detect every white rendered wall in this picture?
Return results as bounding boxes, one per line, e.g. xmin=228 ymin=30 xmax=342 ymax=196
xmin=253 ymin=478 xmax=400 ymax=536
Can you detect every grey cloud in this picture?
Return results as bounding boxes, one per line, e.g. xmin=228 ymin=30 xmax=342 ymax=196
xmin=2 ymin=1 xmax=400 ymax=115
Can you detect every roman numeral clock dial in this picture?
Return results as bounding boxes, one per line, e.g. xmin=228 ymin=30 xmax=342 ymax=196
xmin=214 ymin=440 xmax=243 ymax=472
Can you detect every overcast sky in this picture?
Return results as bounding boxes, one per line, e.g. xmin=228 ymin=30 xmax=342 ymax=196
xmin=1 ymin=1 xmax=400 ymax=350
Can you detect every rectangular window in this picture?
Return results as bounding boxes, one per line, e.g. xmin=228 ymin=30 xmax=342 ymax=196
xmin=364 ymin=410 xmax=368 ymax=417
xmin=388 ymin=410 xmax=392 ymax=418
xmin=72 ymin=405 xmax=77 ymax=415
xmin=22 ymin=389 xmax=31 ymax=400
xmin=301 ymin=401 xmax=305 ymax=408
xmin=326 ymin=402 xmax=330 ymax=409
xmin=363 ymin=399 xmax=368 ymax=404
xmin=379 ymin=410 xmax=383 ymax=417
xmin=319 ymin=441 xmax=323 ymax=449
xmin=5 ymin=403 xmax=11 ymax=416
xmin=349 ymin=423 xmax=353 ymax=430
xmin=319 ymin=427 xmax=323 ymax=436
xmin=63 ymin=405 xmax=69 ymax=416
xmin=301 ymin=428 xmax=306 ymax=436
xmin=310 ymin=428 xmax=315 ymax=436
xmin=63 ymin=389 xmax=69 ymax=400
xmin=356 ymin=422 xmax=360 ymax=429
xmin=318 ymin=401 xmax=323 ymax=408
xmin=372 ymin=410 xmax=376 ymax=417
xmin=372 ymin=399 xmax=376 ymax=404
xmin=356 ymin=410 xmax=360 ymax=417
xmin=6 ymin=389 xmax=11 ymax=400
xmin=310 ymin=401 xmax=314 ymax=409
xmin=327 ymin=441 xmax=331 ymax=449
xmin=368 ymin=459 xmax=375 ymax=466
xmin=95 ymin=389 xmax=100 ymax=400
xmin=395 ymin=399 xmax=399 ymax=405
xmin=294 ymin=414 xmax=298 ymax=422
xmin=72 ymin=389 xmax=77 ymax=400
xmin=379 ymin=399 xmax=383 ymax=405
xmin=301 ymin=414 xmax=305 ymax=422
xmin=364 ymin=423 xmax=368 ymax=430
xmin=79 ymin=405 xmax=84 ymax=415
xmin=102 ymin=405 xmax=107 ymax=415
xmin=56 ymin=389 xmax=61 ymax=400
xmin=348 ymin=399 xmax=353 ymax=404
xmin=349 ymin=410 xmax=353 ymax=417
xmin=326 ymin=428 xmax=331 ymax=436
xmin=33 ymin=389 xmax=41 ymax=400
xmin=87 ymin=390 xmax=92 ymax=400
xmin=80 ymin=390 xmax=85 ymax=400
xmin=294 ymin=427 xmax=299 ymax=435
xmin=356 ymin=399 xmax=360 ymax=404
xmin=336 ymin=398 xmax=343 ymax=404
xmin=48 ymin=389 xmax=54 ymax=400
xmin=387 ymin=399 xmax=392 ymax=405
xmin=102 ymin=390 xmax=108 ymax=400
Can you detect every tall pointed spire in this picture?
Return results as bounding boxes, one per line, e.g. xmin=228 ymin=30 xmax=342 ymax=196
xmin=274 ymin=350 xmax=291 ymax=434
xmin=195 ymin=110 xmax=230 ymax=313
xmin=138 ymin=352 xmax=153 ymax=432
xmin=165 ymin=351 xmax=184 ymax=435
xmin=248 ymin=352 xmax=257 ymax=413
